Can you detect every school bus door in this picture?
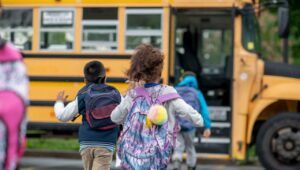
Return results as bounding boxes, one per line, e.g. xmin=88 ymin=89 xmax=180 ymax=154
xmin=170 ymin=8 xmax=234 ymax=158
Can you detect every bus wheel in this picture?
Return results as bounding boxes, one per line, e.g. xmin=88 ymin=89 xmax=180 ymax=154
xmin=256 ymin=113 xmax=300 ymax=170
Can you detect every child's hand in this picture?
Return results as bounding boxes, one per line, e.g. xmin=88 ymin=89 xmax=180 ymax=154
xmin=203 ymin=129 xmax=211 ymax=138
xmin=56 ymin=91 xmax=68 ymax=102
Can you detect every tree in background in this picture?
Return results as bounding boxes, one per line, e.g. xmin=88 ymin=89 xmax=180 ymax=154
xmin=289 ymin=0 xmax=300 ymax=64
xmin=259 ymin=0 xmax=300 ymax=64
xmin=259 ymin=11 xmax=282 ymax=62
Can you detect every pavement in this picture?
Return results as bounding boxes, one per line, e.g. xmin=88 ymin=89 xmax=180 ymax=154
xmin=20 ymin=157 xmax=264 ymax=170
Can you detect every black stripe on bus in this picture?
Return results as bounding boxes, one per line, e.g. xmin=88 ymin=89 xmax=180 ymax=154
xmin=30 ymin=100 xmax=55 ymax=106
xmin=29 ymin=76 xmax=127 ymax=83
xmin=23 ymin=53 xmax=131 ymax=59
xmin=28 ymin=122 xmax=80 ymax=131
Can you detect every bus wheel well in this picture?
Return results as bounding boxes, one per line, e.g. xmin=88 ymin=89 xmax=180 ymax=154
xmin=250 ymin=100 xmax=292 ymax=145
xmin=250 ymin=120 xmax=264 ymax=145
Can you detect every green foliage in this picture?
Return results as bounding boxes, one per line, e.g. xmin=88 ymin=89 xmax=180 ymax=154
xmin=259 ymin=12 xmax=282 ymax=62
xmin=259 ymin=0 xmax=300 ymax=64
xmin=289 ymin=0 xmax=300 ymax=64
xmin=27 ymin=138 xmax=79 ymax=151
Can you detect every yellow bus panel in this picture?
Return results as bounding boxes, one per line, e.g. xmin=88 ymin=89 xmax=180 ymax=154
xmin=169 ymin=0 xmax=236 ymax=7
xmin=30 ymin=82 xmax=83 ymax=101
xmin=24 ymin=58 xmax=130 ymax=78
xmin=29 ymin=82 xmax=129 ymax=101
xmin=3 ymin=0 xmax=253 ymax=7
xmin=27 ymin=106 xmax=82 ymax=124
xmin=3 ymin=0 xmax=167 ymax=6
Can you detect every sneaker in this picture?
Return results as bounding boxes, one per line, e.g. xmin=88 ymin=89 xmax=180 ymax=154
xmin=187 ymin=166 xmax=196 ymax=170
xmin=173 ymin=160 xmax=181 ymax=170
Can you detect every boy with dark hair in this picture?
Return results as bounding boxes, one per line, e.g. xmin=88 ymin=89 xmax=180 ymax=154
xmin=84 ymin=61 xmax=106 ymax=83
xmin=54 ymin=60 xmax=121 ymax=170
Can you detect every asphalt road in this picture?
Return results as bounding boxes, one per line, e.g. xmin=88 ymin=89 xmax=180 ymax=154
xmin=20 ymin=157 xmax=264 ymax=170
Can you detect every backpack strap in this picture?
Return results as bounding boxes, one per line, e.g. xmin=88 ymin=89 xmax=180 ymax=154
xmin=156 ymin=93 xmax=181 ymax=104
xmin=134 ymin=87 xmax=151 ymax=103
xmin=86 ymin=84 xmax=98 ymax=97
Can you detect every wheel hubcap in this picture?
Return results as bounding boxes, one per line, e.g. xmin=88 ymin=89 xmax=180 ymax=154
xmin=284 ymin=140 xmax=295 ymax=151
xmin=272 ymin=127 xmax=300 ymax=164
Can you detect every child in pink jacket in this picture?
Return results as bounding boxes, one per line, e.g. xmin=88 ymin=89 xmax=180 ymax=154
xmin=0 ymin=41 xmax=28 ymax=170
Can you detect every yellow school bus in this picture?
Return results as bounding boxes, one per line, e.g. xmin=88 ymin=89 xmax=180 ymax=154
xmin=1 ymin=0 xmax=299 ymax=169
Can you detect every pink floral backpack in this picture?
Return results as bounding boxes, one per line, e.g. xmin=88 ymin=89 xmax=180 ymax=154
xmin=0 ymin=42 xmax=28 ymax=170
xmin=117 ymin=86 xmax=180 ymax=170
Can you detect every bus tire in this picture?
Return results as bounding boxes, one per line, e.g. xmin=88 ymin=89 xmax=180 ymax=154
xmin=256 ymin=112 xmax=300 ymax=170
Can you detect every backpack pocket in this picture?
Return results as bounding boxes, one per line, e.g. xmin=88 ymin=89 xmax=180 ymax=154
xmin=85 ymin=89 xmax=119 ymax=130
xmin=91 ymin=103 xmax=118 ymax=119
xmin=118 ymin=115 xmax=173 ymax=169
xmin=118 ymin=133 xmax=159 ymax=170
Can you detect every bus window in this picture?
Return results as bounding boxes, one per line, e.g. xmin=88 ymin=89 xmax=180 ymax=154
xmin=39 ymin=8 xmax=75 ymax=51
xmin=200 ymin=29 xmax=232 ymax=75
xmin=0 ymin=9 xmax=32 ymax=50
xmin=82 ymin=8 xmax=118 ymax=52
xmin=125 ymin=9 xmax=163 ymax=50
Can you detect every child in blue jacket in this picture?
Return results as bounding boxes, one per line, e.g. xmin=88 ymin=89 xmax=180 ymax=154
xmin=172 ymin=72 xmax=211 ymax=170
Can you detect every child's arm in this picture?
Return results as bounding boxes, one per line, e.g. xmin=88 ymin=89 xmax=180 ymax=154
xmin=170 ymin=98 xmax=204 ymax=127
xmin=165 ymin=86 xmax=203 ymax=126
xmin=54 ymin=91 xmax=78 ymax=122
xmin=198 ymin=90 xmax=211 ymax=129
xmin=111 ymin=95 xmax=132 ymax=124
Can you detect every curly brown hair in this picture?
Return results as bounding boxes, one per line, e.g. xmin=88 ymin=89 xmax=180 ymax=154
xmin=126 ymin=44 xmax=164 ymax=83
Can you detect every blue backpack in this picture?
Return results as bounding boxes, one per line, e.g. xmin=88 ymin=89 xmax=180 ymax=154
xmin=117 ymin=86 xmax=181 ymax=170
xmin=84 ymin=84 xmax=121 ymax=130
xmin=175 ymin=86 xmax=200 ymax=131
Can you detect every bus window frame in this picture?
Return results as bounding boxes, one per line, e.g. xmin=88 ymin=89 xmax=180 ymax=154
xmin=125 ymin=8 xmax=163 ymax=52
xmin=81 ymin=20 xmax=118 ymax=53
xmin=0 ymin=8 xmax=33 ymax=51
xmin=38 ymin=8 xmax=76 ymax=52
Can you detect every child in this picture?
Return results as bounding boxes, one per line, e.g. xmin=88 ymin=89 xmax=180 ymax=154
xmin=111 ymin=44 xmax=204 ymax=170
xmin=172 ymin=72 xmax=211 ymax=170
xmin=0 ymin=41 xmax=28 ymax=170
xmin=54 ymin=61 xmax=121 ymax=170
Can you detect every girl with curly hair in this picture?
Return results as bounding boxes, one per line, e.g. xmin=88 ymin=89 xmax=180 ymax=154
xmin=111 ymin=44 xmax=203 ymax=169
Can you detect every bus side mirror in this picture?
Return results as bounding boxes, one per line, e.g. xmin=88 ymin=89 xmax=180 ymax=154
xmin=278 ymin=6 xmax=289 ymax=38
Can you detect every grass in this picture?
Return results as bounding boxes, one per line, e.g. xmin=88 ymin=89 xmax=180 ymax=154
xmin=27 ymin=138 xmax=79 ymax=151
xmin=236 ymin=145 xmax=258 ymax=165
xmin=247 ymin=145 xmax=257 ymax=159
